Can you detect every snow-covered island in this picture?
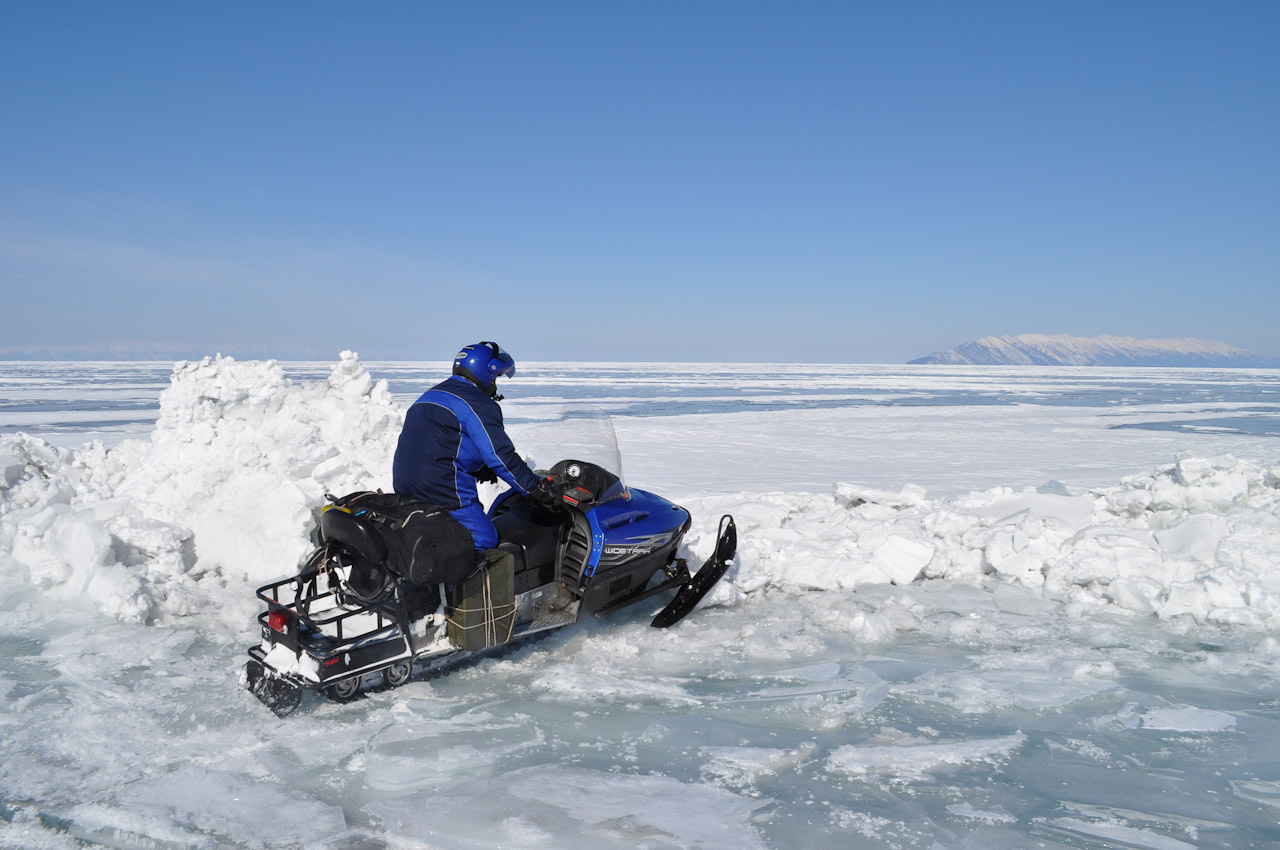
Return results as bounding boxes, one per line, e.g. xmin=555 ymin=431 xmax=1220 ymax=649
xmin=911 ymin=333 xmax=1280 ymax=367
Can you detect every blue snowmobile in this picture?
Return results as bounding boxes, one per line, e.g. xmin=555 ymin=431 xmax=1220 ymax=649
xmin=242 ymin=407 xmax=736 ymax=716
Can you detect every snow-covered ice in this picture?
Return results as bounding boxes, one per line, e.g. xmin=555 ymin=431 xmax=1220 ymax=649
xmin=2 ymin=355 xmax=1280 ymax=848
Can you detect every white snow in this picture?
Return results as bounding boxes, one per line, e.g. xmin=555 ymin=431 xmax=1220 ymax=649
xmin=7 ymin=355 xmax=1277 ymax=630
xmin=699 ymin=742 xmax=818 ymax=788
xmin=1047 ymin=817 xmax=1199 ymax=850
xmin=944 ymin=802 xmax=1017 ymax=824
xmin=0 ymin=352 xmax=401 ymax=626
xmin=677 ymin=451 xmax=1280 ymax=630
xmin=2 ymin=355 xmax=1280 ymax=849
xmin=825 ymin=728 xmax=1028 ymax=781
xmin=365 ymin=765 xmax=772 ymax=850
xmin=1138 ymin=706 xmax=1238 ymax=732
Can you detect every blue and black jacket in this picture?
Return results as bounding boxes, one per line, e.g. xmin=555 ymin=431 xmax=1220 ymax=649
xmin=392 ymin=376 xmax=540 ymax=511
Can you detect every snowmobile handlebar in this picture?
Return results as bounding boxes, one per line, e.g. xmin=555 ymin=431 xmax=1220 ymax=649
xmin=545 ymin=458 xmax=625 ymax=507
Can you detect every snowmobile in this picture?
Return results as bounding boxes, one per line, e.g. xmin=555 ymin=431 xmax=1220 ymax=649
xmin=241 ymin=407 xmax=736 ymax=717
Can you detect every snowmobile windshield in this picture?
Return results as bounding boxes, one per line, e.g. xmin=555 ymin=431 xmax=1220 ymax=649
xmin=512 ymin=405 xmax=629 ymax=505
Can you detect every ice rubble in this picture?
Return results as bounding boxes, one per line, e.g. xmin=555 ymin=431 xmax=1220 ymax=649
xmin=1 ymin=352 xmax=1278 ymax=633
xmin=0 ymin=352 xmax=402 ymax=625
xmin=825 ymin=729 xmax=1027 ymax=781
xmin=697 ymin=449 xmax=1280 ymax=629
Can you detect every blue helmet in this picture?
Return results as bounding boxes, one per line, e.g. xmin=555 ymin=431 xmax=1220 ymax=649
xmin=453 ymin=341 xmax=516 ymax=397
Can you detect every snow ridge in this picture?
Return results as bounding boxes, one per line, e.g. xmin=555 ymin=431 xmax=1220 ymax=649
xmin=3 ymin=353 xmax=1279 ymax=633
xmin=910 ymin=333 xmax=1280 ymax=367
xmin=0 ymin=351 xmax=402 ymax=624
xmin=693 ymin=453 xmax=1280 ymax=631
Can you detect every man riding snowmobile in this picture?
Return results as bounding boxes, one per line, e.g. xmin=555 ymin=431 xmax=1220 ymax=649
xmin=242 ymin=344 xmax=737 ymax=714
xmin=392 ymin=341 xmax=553 ymax=553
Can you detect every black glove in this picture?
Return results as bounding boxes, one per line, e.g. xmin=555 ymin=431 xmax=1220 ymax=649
xmin=530 ymin=476 xmax=562 ymax=508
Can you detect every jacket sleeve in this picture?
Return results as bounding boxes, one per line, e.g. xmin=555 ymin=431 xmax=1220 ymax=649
xmin=458 ymin=401 xmax=541 ymax=495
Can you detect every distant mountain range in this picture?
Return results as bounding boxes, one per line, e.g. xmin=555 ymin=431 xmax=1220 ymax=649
xmin=910 ymin=334 xmax=1280 ymax=367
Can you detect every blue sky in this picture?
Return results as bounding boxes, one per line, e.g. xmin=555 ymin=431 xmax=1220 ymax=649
xmin=2 ymin=2 xmax=1277 ymax=362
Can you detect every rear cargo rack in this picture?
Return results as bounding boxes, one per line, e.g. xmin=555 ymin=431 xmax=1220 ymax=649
xmin=256 ymin=574 xmax=399 ymax=648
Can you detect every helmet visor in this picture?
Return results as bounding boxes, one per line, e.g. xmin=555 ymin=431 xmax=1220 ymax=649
xmin=495 ymin=352 xmax=515 ymax=379
xmin=486 ymin=343 xmax=515 ymax=379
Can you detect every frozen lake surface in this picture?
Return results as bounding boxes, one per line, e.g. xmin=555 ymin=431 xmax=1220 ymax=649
xmin=3 ymin=357 xmax=1280 ymax=849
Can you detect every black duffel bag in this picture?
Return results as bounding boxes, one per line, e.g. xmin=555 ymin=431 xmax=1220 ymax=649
xmin=323 ymin=491 xmax=476 ymax=586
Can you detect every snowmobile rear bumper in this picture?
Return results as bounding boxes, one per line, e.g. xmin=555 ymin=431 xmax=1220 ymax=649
xmin=241 ymin=655 xmax=303 ymax=717
xmin=243 ymin=573 xmax=421 ymax=715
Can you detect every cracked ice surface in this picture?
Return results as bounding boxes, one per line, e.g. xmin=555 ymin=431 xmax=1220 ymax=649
xmin=2 ymin=357 xmax=1280 ymax=849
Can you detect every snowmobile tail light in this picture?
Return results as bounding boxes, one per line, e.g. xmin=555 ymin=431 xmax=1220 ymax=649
xmin=268 ymin=609 xmax=289 ymax=634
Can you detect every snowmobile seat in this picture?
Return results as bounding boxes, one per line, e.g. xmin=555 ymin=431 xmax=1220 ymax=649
xmin=320 ymin=508 xmax=388 ymax=566
xmin=493 ymin=506 xmax=559 ymax=593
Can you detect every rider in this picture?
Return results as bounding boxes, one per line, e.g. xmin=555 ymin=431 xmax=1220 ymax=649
xmin=392 ymin=341 xmax=548 ymax=552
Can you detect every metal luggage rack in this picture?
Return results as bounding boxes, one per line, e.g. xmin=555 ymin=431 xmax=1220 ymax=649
xmin=255 ymin=574 xmax=403 ymax=650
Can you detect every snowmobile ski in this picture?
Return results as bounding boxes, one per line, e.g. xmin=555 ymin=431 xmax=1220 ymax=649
xmin=651 ymin=515 xmax=736 ymax=628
